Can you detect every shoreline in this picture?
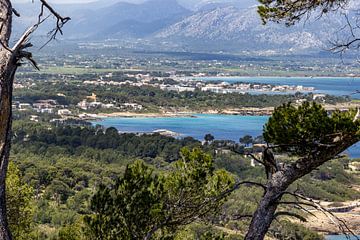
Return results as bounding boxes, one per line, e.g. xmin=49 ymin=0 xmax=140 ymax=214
xmin=92 ymin=112 xmax=198 ymax=119
xmin=190 ymin=76 xmax=360 ymax=79
xmin=85 ymin=102 xmax=360 ymax=120
xmin=87 ymin=108 xmax=274 ymax=120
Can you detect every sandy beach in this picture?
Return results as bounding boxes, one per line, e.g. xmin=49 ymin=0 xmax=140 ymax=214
xmin=84 ymin=101 xmax=360 ymax=121
xmin=94 ymin=111 xmax=197 ymax=118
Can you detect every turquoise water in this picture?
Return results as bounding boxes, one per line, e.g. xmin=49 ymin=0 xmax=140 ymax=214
xmin=92 ymin=114 xmax=359 ymax=158
xmin=93 ymin=114 xmax=269 ymax=141
xmin=197 ymin=77 xmax=360 ymax=99
xmin=326 ymin=235 xmax=360 ymax=240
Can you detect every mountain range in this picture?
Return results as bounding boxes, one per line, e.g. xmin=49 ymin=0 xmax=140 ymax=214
xmin=11 ymin=0 xmax=354 ymax=54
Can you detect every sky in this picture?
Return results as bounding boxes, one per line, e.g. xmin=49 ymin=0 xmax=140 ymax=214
xmin=13 ymin=0 xmax=96 ymax=3
xmin=11 ymin=0 xmax=257 ymax=8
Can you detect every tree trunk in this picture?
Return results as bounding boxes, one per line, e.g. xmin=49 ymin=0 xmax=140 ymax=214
xmin=0 ymin=66 xmax=15 ymax=240
xmin=245 ymin=176 xmax=287 ymax=240
xmin=0 ymin=0 xmax=14 ymax=239
xmin=245 ymin=136 xmax=360 ymax=240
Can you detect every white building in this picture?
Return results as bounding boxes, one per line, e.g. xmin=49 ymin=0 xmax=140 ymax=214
xmin=88 ymin=102 xmax=103 ymax=108
xmin=102 ymin=103 xmax=115 ymax=109
xmin=58 ymin=109 xmax=72 ymax=116
xmin=30 ymin=115 xmax=39 ymax=122
xmin=313 ymin=94 xmax=326 ymax=101
xmin=121 ymin=103 xmax=143 ymax=110
xmin=77 ymin=100 xmax=90 ymax=110
xmin=19 ymin=103 xmax=31 ymax=110
xmin=40 ymin=108 xmax=54 ymax=114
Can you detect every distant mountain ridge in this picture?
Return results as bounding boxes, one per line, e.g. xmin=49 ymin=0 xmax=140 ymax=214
xmin=155 ymin=6 xmax=328 ymax=53
xmin=62 ymin=0 xmax=191 ymax=39
xmin=11 ymin=0 xmax=352 ymax=54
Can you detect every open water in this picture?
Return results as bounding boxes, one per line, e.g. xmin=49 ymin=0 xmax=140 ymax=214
xmin=197 ymin=77 xmax=360 ymax=99
xmin=93 ymin=114 xmax=359 ymax=158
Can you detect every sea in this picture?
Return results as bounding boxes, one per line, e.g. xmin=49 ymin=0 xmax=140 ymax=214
xmin=195 ymin=77 xmax=360 ymax=99
xmin=92 ymin=114 xmax=359 ymax=159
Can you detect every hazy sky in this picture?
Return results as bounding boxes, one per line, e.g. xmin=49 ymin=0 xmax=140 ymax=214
xmin=13 ymin=0 xmax=96 ymax=3
xmin=12 ymin=0 xmax=257 ymax=7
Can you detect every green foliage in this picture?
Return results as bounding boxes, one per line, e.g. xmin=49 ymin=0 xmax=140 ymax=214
xmin=84 ymin=160 xmax=165 ymax=240
xmin=270 ymin=220 xmax=324 ymax=240
xmin=214 ymin=154 xmax=248 ymax=177
xmin=44 ymin=180 xmax=75 ymax=204
xmin=6 ymin=162 xmax=35 ymax=240
xmin=264 ymin=102 xmax=359 ymax=155
xmin=9 ymin=119 xmax=359 ymax=239
xmin=239 ymin=135 xmax=253 ymax=146
xmin=175 ymin=223 xmax=240 ymax=240
xmin=204 ymin=134 xmax=215 ymax=142
xmin=57 ymin=224 xmax=82 ymax=240
xmin=84 ymin=148 xmax=234 ymax=240
xmin=12 ymin=123 xmax=200 ymax=162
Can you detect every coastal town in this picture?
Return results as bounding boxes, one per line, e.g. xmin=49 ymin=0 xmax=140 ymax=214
xmin=13 ymin=70 xmax=321 ymax=123
xmin=13 ymin=69 xmax=357 ymax=119
xmin=82 ymin=73 xmax=316 ymax=94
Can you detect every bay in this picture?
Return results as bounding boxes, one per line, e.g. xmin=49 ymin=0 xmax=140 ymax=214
xmin=196 ymin=77 xmax=360 ymax=99
xmin=93 ymin=114 xmax=268 ymax=141
xmin=92 ymin=114 xmax=359 ymax=159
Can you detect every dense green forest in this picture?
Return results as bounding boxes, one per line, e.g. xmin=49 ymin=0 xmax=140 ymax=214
xmin=8 ymin=120 xmax=360 ymax=239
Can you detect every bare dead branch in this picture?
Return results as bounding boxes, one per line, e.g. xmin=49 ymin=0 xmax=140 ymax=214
xmin=246 ymin=153 xmax=266 ymax=166
xmin=213 ymin=181 xmax=267 ymax=204
xmin=9 ymin=0 xmax=70 ymax=71
xmin=11 ymin=8 xmax=20 ymax=17
xmin=12 ymin=15 xmax=48 ymax=52
xmin=283 ymin=191 xmax=360 ymax=239
xmin=37 ymin=0 xmax=71 ymax=49
xmin=0 ymin=40 xmax=11 ymax=52
xmin=274 ymin=211 xmax=307 ymax=222
xmin=354 ymin=108 xmax=360 ymax=122
xmin=18 ymin=50 xmax=39 ymax=70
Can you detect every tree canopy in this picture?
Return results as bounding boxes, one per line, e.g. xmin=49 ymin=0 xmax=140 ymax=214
xmin=6 ymin=163 xmax=34 ymax=240
xmin=264 ymin=102 xmax=359 ymax=155
xmin=84 ymin=148 xmax=234 ymax=240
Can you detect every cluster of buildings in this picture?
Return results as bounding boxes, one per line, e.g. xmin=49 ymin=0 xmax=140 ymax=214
xmin=13 ymin=80 xmax=36 ymax=89
xmin=77 ymin=93 xmax=114 ymax=110
xmin=77 ymin=93 xmax=143 ymax=111
xmin=153 ymin=79 xmax=315 ymax=94
xmin=82 ymin=73 xmax=315 ymax=95
xmin=13 ymin=91 xmax=145 ymax=123
xmin=13 ymin=100 xmax=72 ymax=116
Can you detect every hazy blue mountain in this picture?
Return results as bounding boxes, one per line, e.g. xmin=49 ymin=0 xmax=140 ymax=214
xmin=12 ymin=0 xmax=191 ymax=40
xmin=177 ymin=0 xmax=257 ymax=10
xmin=10 ymin=0 xmax=353 ymax=54
xmin=154 ymin=5 xmax=347 ymax=54
xmin=61 ymin=0 xmax=191 ymax=39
